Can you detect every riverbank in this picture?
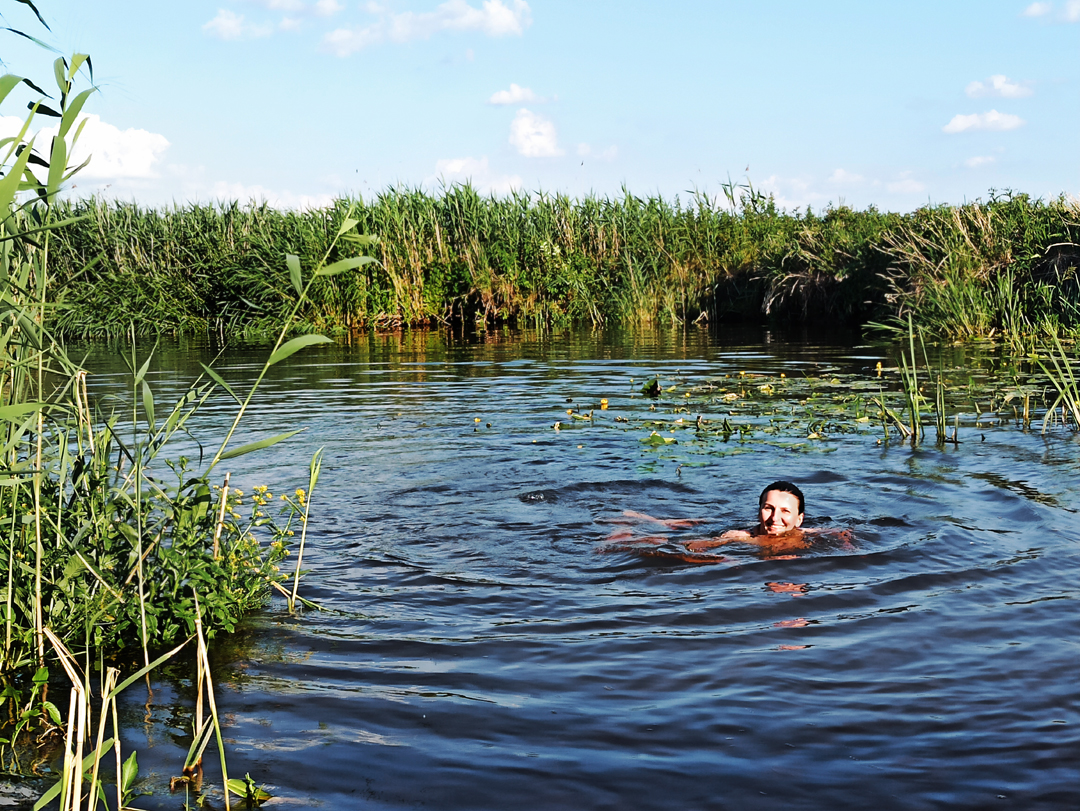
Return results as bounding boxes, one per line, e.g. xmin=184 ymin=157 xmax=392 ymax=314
xmin=47 ymin=187 xmax=1080 ymax=343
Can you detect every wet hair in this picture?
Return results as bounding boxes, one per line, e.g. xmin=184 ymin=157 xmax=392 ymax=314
xmin=759 ymin=481 xmax=805 ymax=516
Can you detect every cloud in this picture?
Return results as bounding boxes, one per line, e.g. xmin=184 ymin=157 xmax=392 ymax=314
xmin=508 ymin=108 xmax=561 ymax=157
xmin=203 ymin=9 xmax=274 ymax=39
xmin=432 ymin=155 xmax=521 ymax=194
xmin=314 ymin=0 xmax=345 ymax=15
xmin=250 ymin=0 xmax=306 ymax=10
xmin=322 ymin=0 xmax=532 ymax=56
xmin=576 ymin=143 xmax=618 ymax=161
xmin=942 ymin=109 xmax=1025 ymax=133
xmin=489 ymin=83 xmax=539 ymax=105
xmin=0 ymin=114 xmax=171 ymax=182
xmin=964 ymin=155 xmax=996 ymax=168
xmin=885 ymin=172 xmax=925 ymax=194
xmin=965 ymin=74 xmax=1032 ymax=98
xmin=828 ymin=168 xmax=864 ymax=184
xmin=1023 ymin=1 xmax=1080 ymax=20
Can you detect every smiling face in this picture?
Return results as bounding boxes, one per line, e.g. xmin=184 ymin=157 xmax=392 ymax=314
xmin=758 ymin=489 xmax=805 ymax=536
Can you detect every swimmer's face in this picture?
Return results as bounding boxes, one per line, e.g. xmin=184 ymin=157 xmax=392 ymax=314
xmin=758 ymin=490 xmax=804 ymax=536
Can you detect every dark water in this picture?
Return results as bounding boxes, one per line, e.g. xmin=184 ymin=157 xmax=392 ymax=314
xmin=77 ymin=328 xmax=1080 ymax=809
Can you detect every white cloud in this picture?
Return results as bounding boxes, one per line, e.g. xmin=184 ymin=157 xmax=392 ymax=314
xmin=508 ymin=108 xmax=561 ymax=157
xmin=828 ymin=168 xmax=864 ymax=184
xmin=203 ymin=9 xmax=274 ymax=40
xmin=965 ymin=74 xmax=1032 ymax=98
xmin=314 ymin=0 xmax=345 ymax=15
xmin=0 ymin=114 xmax=171 ymax=182
xmin=886 ymin=173 xmax=925 ymax=194
xmin=964 ymin=155 xmax=997 ymax=168
xmin=322 ymin=0 xmax=532 ymax=56
xmin=1025 ymin=1 xmax=1080 ymax=20
xmin=576 ymin=143 xmax=618 ymax=161
xmin=252 ymin=0 xmax=306 ymax=10
xmin=432 ymin=155 xmax=521 ymax=194
xmin=489 ymin=83 xmax=539 ymax=105
xmin=942 ymin=109 xmax=1025 ymax=133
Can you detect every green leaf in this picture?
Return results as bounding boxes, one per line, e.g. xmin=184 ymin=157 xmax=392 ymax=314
xmin=315 ymin=255 xmax=378 ymax=277
xmin=133 ymin=352 xmax=153 ymax=386
xmin=342 ymin=232 xmax=378 ymax=246
xmin=0 ymin=74 xmax=23 ymax=108
xmin=335 ymin=216 xmax=359 ymax=238
xmin=16 ymin=1 xmax=50 ymax=32
xmin=109 ymin=638 xmax=191 ymax=698
xmin=121 ymin=750 xmax=139 ymax=793
xmin=0 ymin=401 xmax=45 ymax=422
xmin=33 ymin=739 xmax=115 ymax=811
xmin=287 ymin=253 xmax=302 ymax=295
xmin=200 ymin=363 xmax=241 ymax=405
xmin=219 ymin=429 xmax=304 ymax=461
xmin=58 ymin=87 xmax=95 ymax=140
xmin=267 ymin=334 xmax=332 ymax=366
xmin=52 ymin=57 xmax=66 ymax=97
xmin=640 ymin=431 xmax=676 ymax=446
xmin=0 ymin=132 xmax=35 ymax=212
xmin=141 ymin=380 xmax=155 ymax=431
xmin=227 ymin=776 xmax=272 ymax=803
xmin=42 ymin=700 xmax=61 ymax=725
xmin=67 ymin=53 xmax=91 ymax=81
xmin=28 ymin=101 xmax=60 ymax=117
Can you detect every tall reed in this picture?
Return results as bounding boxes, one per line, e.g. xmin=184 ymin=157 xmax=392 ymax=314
xmin=40 ymin=187 xmax=1080 ymax=342
xmin=0 ymin=13 xmax=362 ymax=804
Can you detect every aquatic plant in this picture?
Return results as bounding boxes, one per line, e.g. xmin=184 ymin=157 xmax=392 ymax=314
xmin=0 ymin=12 xmax=363 ymax=804
xmin=37 ymin=184 xmax=1080 ymax=343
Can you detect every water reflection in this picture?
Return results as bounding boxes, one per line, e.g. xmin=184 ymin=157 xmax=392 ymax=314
xmin=67 ymin=327 xmax=1080 ymax=811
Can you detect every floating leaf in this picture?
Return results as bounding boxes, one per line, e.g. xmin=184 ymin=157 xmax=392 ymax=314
xmin=641 ymin=431 xmax=676 ymax=446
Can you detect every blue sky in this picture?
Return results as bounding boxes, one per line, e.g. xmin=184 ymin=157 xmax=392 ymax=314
xmin=2 ymin=0 xmax=1077 ymax=211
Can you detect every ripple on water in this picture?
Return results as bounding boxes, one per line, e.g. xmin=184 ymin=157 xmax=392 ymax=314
xmin=80 ymin=330 xmax=1080 ymax=810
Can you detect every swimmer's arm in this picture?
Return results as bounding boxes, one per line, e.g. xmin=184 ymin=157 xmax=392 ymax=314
xmin=620 ymin=510 xmax=704 ymax=529
xmin=684 ymin=529 xmax=752 ymax=552
xmin=802 ymin=527 xmax=857 ymax=549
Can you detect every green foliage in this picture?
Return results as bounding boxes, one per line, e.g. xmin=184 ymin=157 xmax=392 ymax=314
xmin=36 ymin=184 xmax=1080 ymax=342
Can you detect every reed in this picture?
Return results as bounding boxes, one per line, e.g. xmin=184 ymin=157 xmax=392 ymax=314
xmin=1037 ymin=333 xmax=1080 ymax=432
xmin=0 ymin=16 xmax=361 ymax=803
xmin=38 ymin=186 xmax=1080 ymax=342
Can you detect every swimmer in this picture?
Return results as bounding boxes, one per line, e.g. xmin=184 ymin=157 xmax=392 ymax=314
xmin=685 ymin=480 xmax=853 ymax=556
xmin=600 ymin=480 xmax=852 ymax=562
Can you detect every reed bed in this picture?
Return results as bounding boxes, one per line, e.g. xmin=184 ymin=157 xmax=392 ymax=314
xmin=0 ymin=20 xmax=363 ymax=804
xmin=42 ymin=187 xmax=1080 ymax=342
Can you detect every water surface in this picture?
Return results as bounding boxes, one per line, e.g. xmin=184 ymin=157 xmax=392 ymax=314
xmin=86 ymin=327 xmax=1080 ymax=810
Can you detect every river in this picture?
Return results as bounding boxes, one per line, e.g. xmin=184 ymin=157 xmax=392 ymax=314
xmin=79 ymin=326 xmax=1080 ymax=810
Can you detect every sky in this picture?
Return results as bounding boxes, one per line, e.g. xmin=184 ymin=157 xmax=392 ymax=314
xmin=0 ymin=0 xmax=1077 ymax=212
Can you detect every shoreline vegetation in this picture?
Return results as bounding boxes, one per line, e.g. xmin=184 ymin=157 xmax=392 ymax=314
xmin=45 ymin=187 xmax=1080 ymax=345
xmin=0 ymin=7 xmax=370 ymax=801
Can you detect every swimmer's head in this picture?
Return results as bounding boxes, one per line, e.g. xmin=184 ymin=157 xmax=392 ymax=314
xmin=759 ymin=481 xmax=804 ymax=514
xmin=758 ymin=481 xmax=805 ymax=536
